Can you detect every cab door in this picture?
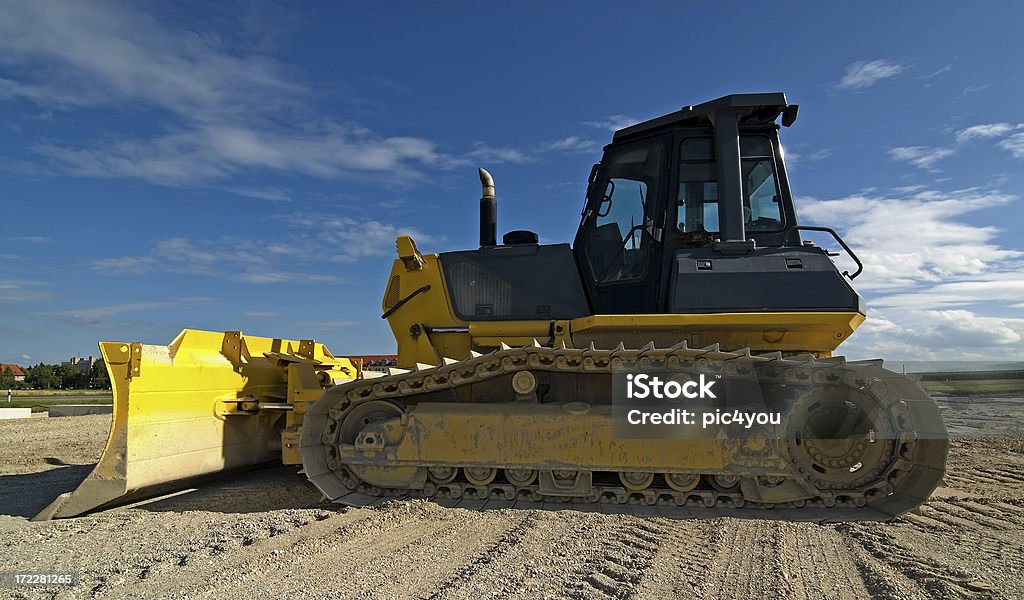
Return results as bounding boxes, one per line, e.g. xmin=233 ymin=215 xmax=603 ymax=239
xmin=573 ymin=137 xmax=666 ymax=314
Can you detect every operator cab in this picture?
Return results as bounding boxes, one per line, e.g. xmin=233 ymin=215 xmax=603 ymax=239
xmin=572 ymin=93 xmax=863 ymax=316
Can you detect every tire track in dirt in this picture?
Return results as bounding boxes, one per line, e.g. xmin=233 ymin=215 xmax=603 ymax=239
xmin=102 ymin=507 xmax=378 ymax=598
xmin=114 ymin=502 xmax=480 ymax=599
xmin=901 ymin=510 xmax=952 ymax=534
xmin=843 ymin=538 xmax=924 ymax=600
xmin=893 ymin=506 xmax=1023 ymax=598
xmin=983 ymin=465 xmax=1024 ymax=481
xmin=425 ymin=511 xmax=637 ymax=600
xmin=990 ymin=500 xmax=1024 ymax=518
xmin=560 ymin=518 xmax=663 ymax=599
xmin=62 ymin=508 xmax=363 ymax=598
xmin=961 ymin=501 xmax=1024 ymax=527
xmin=913 ymin=501 xmax=1024 ymax=583
xmin=783 ymin=523 xmax=872 ymax=599
xmin=915 ymin=503 xmax=1024 ymax=593
xmin=350 ymin=510 xmax=535 ymax=599
xmin=631 ymin=519 xmax=720 ymax=598
xmin=839 ymin=523 xmax=1000 ymax=599
xmin=696 ymin=520 xmax=793 ymax=599
xmin=918 ymin=504 xmax=1004 ymax=532
xmin=929 ymin=501 xmax=1021 ymax=530
xmin=957 ymin=472 xmax=1012 ymax=486
xmin=423 ymin=512 xmax=543 ymax=599
xmin=969 ymin=468 xmax=1024 ymax=485
xmin=193 ymin=503 xmax=503 ymax=599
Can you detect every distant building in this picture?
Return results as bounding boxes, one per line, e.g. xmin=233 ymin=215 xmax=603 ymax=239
xmin=0 ymin=364 xmax=25 ymax=382
xmin=64 ymin=356 xmax=97 ymax=373
xmin=348 ymin=355 xmax=398 ymax=373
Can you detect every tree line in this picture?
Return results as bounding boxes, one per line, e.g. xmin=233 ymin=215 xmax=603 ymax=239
xmin=918 ymin=369 xmax=1024 ymax=381
xmin=0 ymin=361 xmax=112 ymax=390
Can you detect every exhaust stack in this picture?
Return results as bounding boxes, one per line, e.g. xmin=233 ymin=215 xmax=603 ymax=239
xmin=479 ymin=167 xmax=496 ymax=247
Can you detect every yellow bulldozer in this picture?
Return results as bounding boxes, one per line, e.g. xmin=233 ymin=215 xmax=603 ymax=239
xmin=37 ymin=93 xmax=948 ymax=522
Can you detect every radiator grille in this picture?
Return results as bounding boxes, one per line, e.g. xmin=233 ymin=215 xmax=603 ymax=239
xmin=383 ymin=275 xmax=401 ymax=310
xmin=448 ymin=262 xmax=511 ymax=317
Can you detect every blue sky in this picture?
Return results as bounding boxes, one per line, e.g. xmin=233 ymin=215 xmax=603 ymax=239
xmin=2 ymin=2 xmax=1023 ymax=365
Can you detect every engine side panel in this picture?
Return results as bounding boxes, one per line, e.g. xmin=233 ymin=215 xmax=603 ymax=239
xmin=440 ymin=243 xmax=590 ymax=321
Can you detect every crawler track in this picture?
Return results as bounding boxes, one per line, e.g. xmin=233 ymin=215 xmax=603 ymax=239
xmin=301 ymin=342 xmax=948 ymax=521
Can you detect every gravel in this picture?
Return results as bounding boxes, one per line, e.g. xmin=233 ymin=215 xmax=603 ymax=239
xmin=1 ymin=399 xmax=1021 ymax=599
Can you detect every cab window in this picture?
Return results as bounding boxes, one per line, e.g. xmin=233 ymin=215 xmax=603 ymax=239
xmin=582 ymin=144 xmax=662 ymax=283
xmin=677 ymin=135 xmax=784 ymax=235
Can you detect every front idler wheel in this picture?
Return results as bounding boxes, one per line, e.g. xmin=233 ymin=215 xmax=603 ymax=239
xmin=785 ymin=386 xmax=896 ymax=491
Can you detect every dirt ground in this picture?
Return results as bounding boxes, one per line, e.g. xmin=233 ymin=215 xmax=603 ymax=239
xmin=1 ymin=397 xmax=1022 ymax=600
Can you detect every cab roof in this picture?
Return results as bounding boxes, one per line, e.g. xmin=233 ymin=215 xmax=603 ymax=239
xmin=612 ymin=92 xmax=797 ymax=142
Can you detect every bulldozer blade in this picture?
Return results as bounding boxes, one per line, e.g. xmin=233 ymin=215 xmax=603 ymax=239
xmin=34 ymin=329 xmax=337 ymax=520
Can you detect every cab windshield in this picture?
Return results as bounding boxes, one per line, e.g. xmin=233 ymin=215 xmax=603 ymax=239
xmin=677 ymin=135 xmax=784 ymax=235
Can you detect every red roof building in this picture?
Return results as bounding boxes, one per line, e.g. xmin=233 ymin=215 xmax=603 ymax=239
xmin=0 ymin=364 xmax=26 ymax=382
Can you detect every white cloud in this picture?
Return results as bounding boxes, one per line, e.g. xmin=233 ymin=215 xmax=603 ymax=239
xmin=224 ymin=186 xmax=293 ymax=202
xmin=462 ymin=142 xmax=533 ymax=165
xmin=295 ymin=320 xmax=357 ymax=330
xmin=887 ymin=146 xmax=954 ymax=170
xmin=455 ymin=136 xmax=604 ymax=166
xmin=51 ymin=296 xmax=214 ymax=329
xmin=843 ymin=309 xmax=1024 ymax=361
xmin=890 ymin=184 xmax=927 ymax=194
xmin=800 ymin=188 xmax=1024 ymax=360
xmin=799 ymin=189 xmax=1020 ymax=292
xmin=33 ymin=123 xmax=453 ymax=186
xmin=872 ymin=277 xmax=1024 ymax=310
xmin=92 ymin=236 xmax=344 ymax=284
xmin=785 ymin=147 xmax=831 ymax=166
xmin=955 ymin=123 xmax=1017 ymax=143
xmin=0 ymin=2 xmax=301 ymax=118
xmin=582 ymin=115 xmax=638 ymax=132
xmin=56 ymin=298 xmax=212 ymax=327
xmin=918 ymin=65 xmax=953 ymax=80
xmin=0 ymin=279 xmax=52 ymax=302
xmin=284 ymin=215 xmax=445 ymax=263
xmin=3 ymin=236 xmax=50 ymax=243
xmin=91 ymin=256 xmax=155 ymax=276
xmin=949 ymin=123 xmax=1024 ymax=160
xmin=541 ymin=136 xmax=599 ymax=153
xmin=837 ymin=59 xmax=905 ymax=90
xmin=91 ymin=215 xmax=445 ymax=284
xmin=64 ymin=302 xmax=178 ymax=320
xmin=962 ymin=84 xmax=990 ymax=95
xmin=998 ymin=133 xmax=1024 ymax=159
